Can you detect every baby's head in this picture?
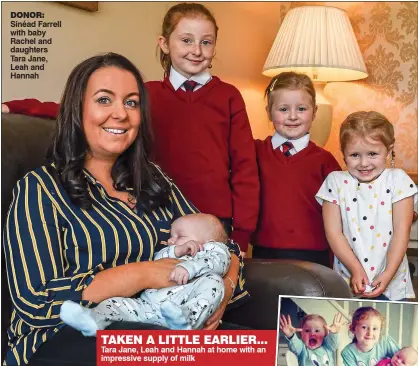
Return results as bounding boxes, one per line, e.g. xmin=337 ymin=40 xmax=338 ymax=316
xmin=300 ymin=314 xmax=328 ymax=350
xmin=264 ymin=71 xmax=317 ymax=141
xmin=350 ymin=307 xmax=383 ymax=352
xmin=340 ymin=111 xmax=395 ymax=182
xmin=168 ymin=213 xmax=227 ymax=246
xmin=391 ymin=347 xmax=418 ymax=366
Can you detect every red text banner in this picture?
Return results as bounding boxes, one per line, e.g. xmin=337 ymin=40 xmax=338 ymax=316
xmin=96 ymin=330 xmax=277 ymax=366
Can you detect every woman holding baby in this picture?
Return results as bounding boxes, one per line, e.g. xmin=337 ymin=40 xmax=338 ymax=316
xmin=3 ymin=53 xmax=247 ymax=366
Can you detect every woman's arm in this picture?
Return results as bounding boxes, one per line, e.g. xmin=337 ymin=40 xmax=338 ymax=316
xmin=323 ymin=201 xmax=368 ymax=293
xmin=3 ymin=174 xmax=100 ymax=328
xmin=363 ymin=197 xmax=414 ymax=298
xmin=204 ymin=253 xmax=239 ymax=330
xmin=82 ymin=258 xmax=179 ymax=303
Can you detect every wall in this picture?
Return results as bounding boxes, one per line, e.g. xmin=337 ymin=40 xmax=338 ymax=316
xmin=283 ymin=2 xmax=417 ymax=171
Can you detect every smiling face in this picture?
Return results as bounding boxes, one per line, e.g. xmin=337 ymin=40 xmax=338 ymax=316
xmin=82 ymin=66 xmax=141 ymax=162
xmin=343 ymin=136 xmax=391 ymax=183
xmin=268 ymin=88 xmax=317 ymax=140
xmin=159 ymin=16 xmax=216 ymax=79
xmin=353 ymin=315 xmax=382 ymax=352
xmin=301 ymin=319 xmax=327 ymax=350
xmin=391 ymin=348 xmax=418 ymax=366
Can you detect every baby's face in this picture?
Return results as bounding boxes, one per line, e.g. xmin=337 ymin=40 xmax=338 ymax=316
xmin=301 ymin=319 xmax=327 ymax=350
xmin=391 ymin=349 xmax=418 ymax=366
xmin=167 ymin=218 xmax=200 ymax=246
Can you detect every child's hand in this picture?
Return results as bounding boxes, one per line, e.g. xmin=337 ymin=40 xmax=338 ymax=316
xmin=362 ymin=271 xmax=392 ymax=298
xmin=174 ymin=240 xmax=203 ymax=257
xmin=169 ymin=266 xmax=190 ymax=285
xmin=326 ymin=313 xmax=347 ymax=334
xmin=350 ymin=268 xmax=369 ymax=294
xmin=279 ymin=314 xmax=302 ymax=338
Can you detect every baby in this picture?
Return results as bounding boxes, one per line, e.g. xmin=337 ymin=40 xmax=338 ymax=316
xmin=377 ymin=347 xmax=418 ymax=366
xmin=60 ymin=213 xmax=231 ymax=333
xmin=280 ymin=312 xmax=345 ymax=366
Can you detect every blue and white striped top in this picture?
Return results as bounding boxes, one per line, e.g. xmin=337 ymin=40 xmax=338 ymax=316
xmin=3 ymin=164 xmax=248 ymax=365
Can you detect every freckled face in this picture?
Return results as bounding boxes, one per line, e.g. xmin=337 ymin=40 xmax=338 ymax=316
xmin=159 ymin=17 xmax=216 ymax=79
xmin=82 ymin=66 xmax=141 ymax=161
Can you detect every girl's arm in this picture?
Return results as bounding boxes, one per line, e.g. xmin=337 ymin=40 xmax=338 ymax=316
xmin=228 ymin=88 xmax=260 ymax=253
xmin=323 ymin=201 xmax=368 ymax=293
xmin=363 ymin=196 xmax=414 ymax=298
xmin=2 ymin=99 xmax=59 ymax=119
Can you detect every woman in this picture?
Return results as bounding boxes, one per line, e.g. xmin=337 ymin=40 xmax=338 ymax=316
xmin=3 ymin=53 xmax=246 ymax=365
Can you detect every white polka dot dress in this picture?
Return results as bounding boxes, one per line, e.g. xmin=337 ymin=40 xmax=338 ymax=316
xmin=316 ymin=169 xmax=417 ymax=300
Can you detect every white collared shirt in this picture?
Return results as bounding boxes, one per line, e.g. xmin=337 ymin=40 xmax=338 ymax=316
xmin=271 ymin=132 xmax=310 ymax=156
xmin=169 ymin=66 xmax=212 ymax=92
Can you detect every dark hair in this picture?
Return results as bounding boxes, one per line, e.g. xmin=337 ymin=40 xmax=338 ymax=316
xmin=50 ymin=52 xmax=171 ymax=211
xmin=159 ymin=2 xmax=218 ymax=77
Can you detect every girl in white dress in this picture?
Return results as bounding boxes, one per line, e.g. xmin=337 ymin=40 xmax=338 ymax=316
xmin=316 ymin=111 xmax=417 ymax=301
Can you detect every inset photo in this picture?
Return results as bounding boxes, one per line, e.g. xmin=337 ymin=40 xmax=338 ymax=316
xmin=277 ymin=296 xmax=418 ymax=366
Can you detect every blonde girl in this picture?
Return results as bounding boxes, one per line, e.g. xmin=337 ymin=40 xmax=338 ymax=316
xmin=316 ymin=111 xmax=417 ymax=300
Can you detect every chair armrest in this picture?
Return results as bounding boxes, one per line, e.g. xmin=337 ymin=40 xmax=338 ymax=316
xmin=223 ymin=259 xmax=352 ymax=330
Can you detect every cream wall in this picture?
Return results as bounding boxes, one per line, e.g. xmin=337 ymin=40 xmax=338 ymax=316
xmin=1 ymin=1 xmax=284 ymax=139
xmin=1 ymin=1 xmax=169 ymax=101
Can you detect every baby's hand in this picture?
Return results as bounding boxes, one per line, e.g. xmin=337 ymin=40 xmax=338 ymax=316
xmin=170 ymin=266 xmax=190 ymax=285
xmin=326 ymin=312 xmax=347 ymax=334
xmin=174 ymin=240 xmax=203 ymax=257
xmin=279 ymin=314 xmax=302 ymax=338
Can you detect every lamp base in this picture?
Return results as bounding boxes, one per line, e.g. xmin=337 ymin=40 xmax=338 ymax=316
xmin=310 ymin=82 xmax=333 ymax=147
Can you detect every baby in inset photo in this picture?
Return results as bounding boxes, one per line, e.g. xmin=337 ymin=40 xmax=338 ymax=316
xmin=279 ymin=312 xmax=345 ymax=366
xmin=377 ymin=347 xmax=418 ymax=366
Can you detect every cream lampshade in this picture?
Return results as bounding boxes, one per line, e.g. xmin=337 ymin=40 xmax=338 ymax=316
xmin=262 ymin=6 xmax=368 ymax=146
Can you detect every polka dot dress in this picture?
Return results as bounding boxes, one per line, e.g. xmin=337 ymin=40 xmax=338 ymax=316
xmin=316 ymin=169 xmax=417 ymax=300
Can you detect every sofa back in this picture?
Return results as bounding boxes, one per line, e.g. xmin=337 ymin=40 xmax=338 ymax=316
xmin=1 ymin=113 xmax=56 ymax=360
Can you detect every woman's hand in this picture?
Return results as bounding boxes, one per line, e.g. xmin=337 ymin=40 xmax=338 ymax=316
xmin=145 ymin=258 xmax=181 ymax=289
xmin=203 ymin=277 xmax=234 ymax=330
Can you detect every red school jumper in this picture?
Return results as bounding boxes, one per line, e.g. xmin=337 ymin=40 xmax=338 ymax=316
xmin=146 ymin=77 xmax=259 ymax=251
xmin=254 ymin=137 xmax=341 ymax=251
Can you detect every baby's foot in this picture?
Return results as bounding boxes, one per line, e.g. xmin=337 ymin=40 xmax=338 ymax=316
xmin=160 ymin=300 xmax=191 ymax=330
xmin=60 ymin=301 xmax=100 ymax=337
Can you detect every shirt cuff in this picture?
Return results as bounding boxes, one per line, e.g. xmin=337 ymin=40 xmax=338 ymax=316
xmin=40 ymin=265 xmax=103 ymax=303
